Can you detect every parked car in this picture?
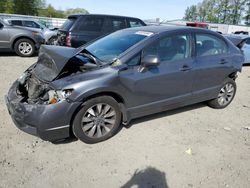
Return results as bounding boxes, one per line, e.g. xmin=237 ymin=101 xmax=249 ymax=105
xmin=57 ymin=14 xmax=146 ymax=47
xmin=0 ymin=18 xmax=44 ymax=57
xmin=234 ymin=31 xmax=249 ymax=35
xmin=5 ymin=26 xmax=244 ymax=144
xmin=186 ymin=22 xmax=209 ymax=29
xmin=6 ymin=18 xmax=58 ymax=45
xmin=224 ymin=34 xmax=250 ymax=64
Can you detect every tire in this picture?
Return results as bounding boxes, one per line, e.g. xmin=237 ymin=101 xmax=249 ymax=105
xmin=72 ymin=96 xmax=122 ymax=144
xmin=14 ymin=38 xmax=35 ymax=57
xmin=207 ymin=78 xmax=236 ymax=109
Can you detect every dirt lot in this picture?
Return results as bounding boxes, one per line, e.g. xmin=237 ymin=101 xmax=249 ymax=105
xmin=0 ymin=52 xmax=249 ymax=188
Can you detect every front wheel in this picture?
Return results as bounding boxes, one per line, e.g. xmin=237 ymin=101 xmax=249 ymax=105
xmin=72 ymin=96 xmax=122 ymax=144
xmin=207 ymin=78 xmax=236 ymax=109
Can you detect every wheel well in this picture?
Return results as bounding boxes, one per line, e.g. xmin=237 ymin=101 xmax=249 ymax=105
xmin=84 ymin=92 xmax=125 ymax=104
xmin=228 ymin=72 xmax=238 ymax=80
xmin=69 ymin=92 xmax=126 ymax=134
xmin=12 ymin=37 xmax=36 ymax=50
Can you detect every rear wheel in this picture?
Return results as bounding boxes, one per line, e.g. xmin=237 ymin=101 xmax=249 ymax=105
xmin=14 ymin=38 xmax=35 ymax=57
xmin=207 ymin=78 xmax=236 ymax=109
xmin=72 ymin=96 xmax=122 ymax=144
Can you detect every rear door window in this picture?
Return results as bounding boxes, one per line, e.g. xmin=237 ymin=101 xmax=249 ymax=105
xmin=76 ymin=17 xmax=104 ymax=32
xmin=23 ymin=21 xmax=40 ymax=28
xmin=196 ymin=34 xmax=228 ymax=57
xmin=128 ymin=19 xmax=145 ymax=28
xmin=10 ymin=20 xmax=22 ymax=26
xmin=0 ymin=22 xmax=3 ymax=29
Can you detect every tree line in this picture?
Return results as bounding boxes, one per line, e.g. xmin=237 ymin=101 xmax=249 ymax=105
xmin=184 ymin=0 xmax=250 ymax=25
xmin=0 ymin=0 xmax=89 ymax=18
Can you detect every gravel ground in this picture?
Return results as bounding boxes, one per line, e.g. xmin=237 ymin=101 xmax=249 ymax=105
xmin=0 ymin=52 xmax=250 ymax=188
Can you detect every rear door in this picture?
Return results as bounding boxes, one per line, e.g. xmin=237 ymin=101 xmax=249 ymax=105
xmin=0 ymin=22 xmax=10 ymax=48
xmin=193 ymin=33 xmax=233 ymax=99
xmin=71 ymin=16 xmax=105 ymax=47
xmin=119 ymin=32 xmax=195 ymax=117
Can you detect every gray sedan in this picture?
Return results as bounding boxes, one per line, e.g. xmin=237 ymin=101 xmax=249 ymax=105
xmin=6 ymin=26 xmax=244 ymax=144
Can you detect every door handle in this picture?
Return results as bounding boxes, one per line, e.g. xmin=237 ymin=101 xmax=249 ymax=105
xmin=179 ymin=65 xmax=192 ymax=71
xmin=220 ymin=59 xmax=228 ymax=64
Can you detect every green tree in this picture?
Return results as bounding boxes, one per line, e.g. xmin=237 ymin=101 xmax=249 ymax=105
xmin=184 ymin=0 xmax=248 ymax=24
xmin=245 ymin=1 xmax=250 ymax=25
xmin=64 ymin=8 xmax=89 ymax=16
xmin=184 ymin=5 xmax=197 ymax=21
xmin=13 ymin=0 xmax=37 ymax=15
xmin=230 ymin=0 xmax=247 ymax=24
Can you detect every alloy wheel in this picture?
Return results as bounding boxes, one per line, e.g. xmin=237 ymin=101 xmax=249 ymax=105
xmin=81 ymin=103 xmax=116 ymax=138
xmin=18 ymin=42 xmax=33 ymax=55
xmin=218 ymin=83 xmax=235 ymax=106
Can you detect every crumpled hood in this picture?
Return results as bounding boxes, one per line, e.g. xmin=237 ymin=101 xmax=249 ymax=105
xmin=33 ymin=45 xmax=82 ymax=82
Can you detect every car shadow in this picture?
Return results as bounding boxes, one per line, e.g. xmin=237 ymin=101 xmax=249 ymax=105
xmin=52 ymin=103 xmax=206 ymax=145
xmin=0 ymin=50 xmax=38 ymax=57
xmin=121 ymin=167 xmax=169 ymax=188
xmin=125 ymin=102 xmax=206 ymax=129
xmin=0 ymin=51 xmax=17 ymax=56
xmin=243 ymin=64 xmax=250 ymax=67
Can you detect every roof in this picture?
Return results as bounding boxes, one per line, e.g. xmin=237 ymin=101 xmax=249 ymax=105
xmin=122 ymin=25 xmax=213 ymax=34
xmin=67 ymin=14 xmax=143 ymax=20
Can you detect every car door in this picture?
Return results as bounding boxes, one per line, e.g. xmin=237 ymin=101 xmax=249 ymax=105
xmin=242 ymin=38 xmax=250 ymax=64
xmin=192 ymin=33 xmax=233 ymax=99
xmin=72 ymin=16 xmax=105 ymax=46
xmin=0 ymin=22 xmax=10 ymax=48
xmin=119 ymin=33 xmax=195 ymax=117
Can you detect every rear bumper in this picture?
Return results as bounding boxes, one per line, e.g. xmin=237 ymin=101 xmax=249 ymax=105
xmin=5 ymin=81 xmax=81 ymax=141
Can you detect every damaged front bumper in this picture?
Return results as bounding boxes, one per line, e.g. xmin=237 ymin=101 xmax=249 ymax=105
xmin=5 ymin=81 xmax=81 ymax=142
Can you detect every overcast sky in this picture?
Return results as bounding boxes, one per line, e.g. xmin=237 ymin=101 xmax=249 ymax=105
xmin=47 ymin=0 xmax=202 ymax=20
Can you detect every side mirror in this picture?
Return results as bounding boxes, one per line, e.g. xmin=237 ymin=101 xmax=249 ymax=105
xmin=141 ymin=55 xmax=160 ymax=67
xmin=139 ymin=55 xmax=160 ymax=73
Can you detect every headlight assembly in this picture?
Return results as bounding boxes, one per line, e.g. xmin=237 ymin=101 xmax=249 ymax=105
xmin=48 ymin=89 xmax=73 ymax=104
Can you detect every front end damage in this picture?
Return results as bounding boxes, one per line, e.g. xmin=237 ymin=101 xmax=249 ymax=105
xmin=5 ymin=45 xmax=99 ymax=141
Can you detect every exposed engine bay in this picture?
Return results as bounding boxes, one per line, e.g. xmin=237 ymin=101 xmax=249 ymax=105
xmin=16 ymin=45 xmax=99 ymax=104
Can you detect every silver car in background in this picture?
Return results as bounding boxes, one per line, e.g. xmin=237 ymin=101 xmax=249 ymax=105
xmin=0 ymin=18 xmax=45 ymax=56
xmin=6 ymin=18 xmax=58 ymax=45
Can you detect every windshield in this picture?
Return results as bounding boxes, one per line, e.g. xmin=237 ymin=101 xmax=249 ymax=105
xmin=85 ymin=30 xmax=150 ymax=63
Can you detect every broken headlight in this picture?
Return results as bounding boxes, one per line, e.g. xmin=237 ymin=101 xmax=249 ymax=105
xmin=48 ymin=89 xmax=73 ymax=104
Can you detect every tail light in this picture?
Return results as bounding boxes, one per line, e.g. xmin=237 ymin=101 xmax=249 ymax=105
xmin=66 ymin=34 xmax=71 ymax=47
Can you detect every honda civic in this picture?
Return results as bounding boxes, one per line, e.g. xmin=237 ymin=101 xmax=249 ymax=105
xmin=5 ymin=26 xmax=244 ymax=144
